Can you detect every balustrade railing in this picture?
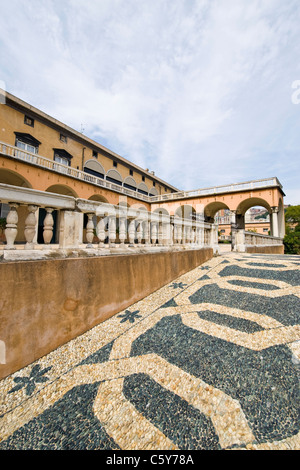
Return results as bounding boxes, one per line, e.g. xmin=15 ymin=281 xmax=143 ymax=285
xmin=0 ymin=183 xmax=217 ymax=258
xmin=0 ymin=141 xmax=283 ymax=204
xmin=0 ymin=142 xmax=150 ymax=202
xmin=244 ymin=231 xmax=283 ymax=246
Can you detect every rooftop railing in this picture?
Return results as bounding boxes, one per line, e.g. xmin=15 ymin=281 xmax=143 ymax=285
xmin=150 ymin=177 xmax=283 ymax=202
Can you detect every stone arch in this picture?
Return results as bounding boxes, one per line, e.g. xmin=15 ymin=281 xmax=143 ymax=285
xmin=234 ymin=197 xmax=272 ymax=231
xmin=0 ymin=168 xmax=32 ymax=188
xmin=123 ymin=176 xmax=137 ymax=191
xmin=153 ymin=207 xmax=170 ymax=216
xmin=117 ymin=201 xmax=131 ymax=208
xmin=235 ymin=197 xmax=272 ymax=216
xmin=84 ymin=160 xmax=105 ymax=179
xmin=46 ymin=184 xmax=78 ymax=198
xmin=175 ymin=204 xmax=196 ymax=220
xmin=106 ymin=169 xmax=123 ymax=186
xmin=204 ymin=201 xmax=230 ymax=224
xmin=88 ymin=194 xmax=109 ymax=203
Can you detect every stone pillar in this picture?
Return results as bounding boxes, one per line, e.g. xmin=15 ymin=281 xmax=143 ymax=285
xmin=4 ymin=203 xmax=18 ymax=250
xmin=43 ymin=208 xmax=54 ymax=244
xmin=162 ymin=222 xmax=170 ymax=246
xmin=235 ymin=229 xmax=246 ymax=252
xmin=24 ymin=204 xmax=38 ymax=249
xmin=59 ymin=210 xmax=83 ymax=249
xmin=271 ymin=207 xmax=279 ymax=238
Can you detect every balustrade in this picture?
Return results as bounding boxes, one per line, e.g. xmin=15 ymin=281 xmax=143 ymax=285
xmin=0 ymin=182 xmax=253 ymax=259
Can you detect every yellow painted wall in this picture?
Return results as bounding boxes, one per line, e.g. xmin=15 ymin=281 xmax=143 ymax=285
xmin=0 ymin=101 xmax=173 ymax=196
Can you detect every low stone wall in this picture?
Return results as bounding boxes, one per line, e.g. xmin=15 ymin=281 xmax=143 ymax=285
xmin=0 ymin=248 xmax=212 ymax=379
xmin=245 ymin=245 xmax=284 ymax=254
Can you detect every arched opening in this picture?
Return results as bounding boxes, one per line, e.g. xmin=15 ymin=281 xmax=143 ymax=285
xmin=149 ymin=187 xmax=158 ymax=196
xmin=0 ymin=168 xmax=32 ymax=188
xmin=204 ymin=202 xmax=230 ymax=224
xmin=84 ymin=160 xmax=105 ymax=179
xmin=138 ymin=182 xmax=149 ymax=196
xmin=106 ymin=169 xmax=123 ymax=186
xmin=88 ymin=194 xmax=109 ymax=203
xmin=0 ymin=170 xmax=33 ymax=242
xmin=175 ymin=204 xmax=196 ymax=220
xmin=39 ymin=185 xmax=78 ymax=244
xmin=46 ymin=184 xmax=78 ymax=198
xmin=123 ymin=176 xmax=137 ymax=192
xmin=153 ymin=207 xmax=170 ymax=216
xmin=235 ymin=197 xmax=272 ymax=232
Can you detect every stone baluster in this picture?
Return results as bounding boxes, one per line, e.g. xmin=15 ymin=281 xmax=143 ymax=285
xmin=86 ymin=213 xmax=95 ymax=247
xmin=128 ymin=219 xmax=136 ymax=246
xmin=143 ymin=220 xmax=150 ymax=246
xmin=136 ymin=221 xmax=143 ymax=245
xmin=177 ymin=222 xmax=182 ymax=244
xmin=187 ymin=225 xmax=192 ymax=244
xmin=118 ymin=216 xmax=127 ymax=247
xmin=173 ymin=223 xmax=178 ymax=244
xmin=4 ymin=203 xmax=19 ymax=250
xmin=182 ymin=223 xmax=187 ymax=245
xmin=109 ymin=215 xmax=116 ymax=247
xmin=24 ymin=205 xmax=38 ymax=248
xmin=151 ymin=221 xmax=157 ymax=245
xmin=158 ymin=222 xmax=163 ymax=245
xmin=43 ymin=208 xmax=54 ymax=244
xmin=96 ymin=217 xmax=106 ymax=248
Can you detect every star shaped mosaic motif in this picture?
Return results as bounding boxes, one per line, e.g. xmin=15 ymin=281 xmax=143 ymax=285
xmin=169 ymin=282 xmax=187 ymax=289
xmin=8 ymin=364 xmax=52 ymax=396
xmin=117 ymin=309 xmax=142 ymax=323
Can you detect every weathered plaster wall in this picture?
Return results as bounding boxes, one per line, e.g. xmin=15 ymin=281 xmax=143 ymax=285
xmin=0 ymin=248 xmax=212 ymax=379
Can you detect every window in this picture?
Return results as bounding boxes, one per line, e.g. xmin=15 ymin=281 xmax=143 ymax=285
xmin=53 ymin=149 xmax=73 ymax=167
xmin=129 ymin=169 xmax=133 ymax=176
xmin=142 ymin=176 xmax=145 ymax=182
xmin=113 ymin=161 xmax=118 ymax=168
xmin=54 ymin=154 xmax=70 ymax=166
xmin=153 ymin=181 xmax=156 ymax=187
xmin=60 ymin=133 xmax=67 ymax=143
xmin=16 ymin=140 xmax=38 ymax=154
xmin=92 ymin=150 xmax=98 ymax=158
xmin=24 ymin=115 xmax=34 ymax=127
xmin=14 ymin=132 xmax=41 ymax=154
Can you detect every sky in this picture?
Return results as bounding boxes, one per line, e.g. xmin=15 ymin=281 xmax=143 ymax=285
xmin=0 ymin=0 xmax=300 ymax=204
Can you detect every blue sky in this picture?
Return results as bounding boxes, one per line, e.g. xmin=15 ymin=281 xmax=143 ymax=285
xmin=0 ymin=0 xmax=299 ymax=204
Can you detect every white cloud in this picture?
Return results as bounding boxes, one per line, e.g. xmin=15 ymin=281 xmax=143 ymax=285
xmin=0 ymin=0 xmax=299 ymax=202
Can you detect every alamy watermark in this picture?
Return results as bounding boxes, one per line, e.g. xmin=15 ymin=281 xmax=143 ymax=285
xmin=291 ymin=80 xmax=300 ymax=104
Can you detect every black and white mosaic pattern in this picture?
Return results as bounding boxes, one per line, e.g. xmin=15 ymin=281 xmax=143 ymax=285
xmin=0 ymin=253 xmax=299 ymax=450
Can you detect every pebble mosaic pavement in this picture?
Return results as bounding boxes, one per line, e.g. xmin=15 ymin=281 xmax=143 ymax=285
xmin=0 ymin=252 xmax=299 ymax=450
